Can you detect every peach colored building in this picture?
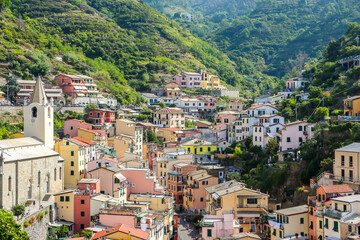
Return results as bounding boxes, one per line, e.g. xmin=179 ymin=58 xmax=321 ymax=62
xmin=184 ymin=174 xmax=218 ymax=214
xmin=197 ymin=96 xmax=217 ymax=112
xmin=99 ymin=208 xmax=138 ymax=228
xmin=227 ymin=99 xmax=243 ymax=112
xmin=64 ymin=119 xmax=93 ymax=138
xmin=172 ymin=72 xmax=202 ymax=88
xmin=279 ymin=121 xmax=314 ymax=153
xmin=215 ymin=114 xmax=238 ymax=131
xmin=119 ymin=168 xmax=164 ymax=195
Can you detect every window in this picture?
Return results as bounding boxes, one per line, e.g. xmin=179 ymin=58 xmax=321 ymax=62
xmin=341 ymin=155 xmax=345 ymax=166
xmin=81 ymin=211 xmax=85 ymax=217
xmin=71 ymin=151 xmax=74 ymax=156
xmin=32 ymin=107 xmax=37 ymax=118
xmin=59 ymin=167 xmax=62 ymax=180
xmin=272 ymin=229 xmax=276 ymax=236
xmin=208 ymin=147 xmax=211 ymax=151
xmin=200 ymin=147 xmax=203 ymax=152
xmin=324 ymin=218 xmax=328 ymax=229
xmin=207 ymin=229 xmax=212 ymax=237
xmin=310 ymin=221 xmax=313 ymax=229
xmin=66 ymin=196 xmax=70 ymax=202
xmin=200 ymin=197 xmax=204 ymax=202
xmin=350 ymin=156 xmax=353 ymax=167
xmin=279 ymin=231 xmax=282 ymax=238
xmin=335 ymin=203 xmax=338 ymax=210
xmin=333 ymin=221 xmax=338 ymax=232
xmin=54 ymin=168 xmax=56 ymax=181
xmin=299 ymin=126 xmax=303 ymax=131
xmin=66 ymin=141 xmax=69 ymax=145
xmin=8 ymin=176 xmax=11 ymax=191
xmin=299 ymin=137 xmax=303 ymax=143
xmin=341 ymin=169 xmax=345 ymax=177
xmin=319 ymin=220 xmax=323 ymax=229
xmin=349 ymin=225 xmax=352 ymax=232
xmin=60 ymin=196 xmax=64 ymax=202
xmin=300 ymin=218 xmax=304 ymax=224
xmin=344 ymin=204 xmax=347 ymax=211
xmin=81 ymin=200 xmax=85 ymax=204
xmin=287 ymin=137 xmax=291 ymax=142
xmin=247 ymin=199 xmax=258 ymax=204
xmin=80 ymin=224 xmax=84 ymax=229
xmin=70 ymin=170 xmax=74 ymax=176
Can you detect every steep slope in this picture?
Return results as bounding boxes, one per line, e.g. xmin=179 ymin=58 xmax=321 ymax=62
xmin=209 ymin=0 xmax=360 ymax=77
xmin=1 ymin=0 xmax=269 ymax=104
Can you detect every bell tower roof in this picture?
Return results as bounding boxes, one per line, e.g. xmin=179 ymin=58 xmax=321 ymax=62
xmin=30 ymin=77 xmax=47 ymax=105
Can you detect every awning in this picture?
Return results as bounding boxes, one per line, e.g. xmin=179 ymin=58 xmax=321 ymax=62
xmin=212 ymin=193 xmax=220 ymax=199
xmin=237 ymin=211 xmax=260 ymax=217
xmin=74 ymin=85 xmax=87 ymax=90
xmin=237 ymin=195 xmax=262 ymax=199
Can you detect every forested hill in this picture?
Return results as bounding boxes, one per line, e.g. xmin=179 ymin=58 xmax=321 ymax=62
xmin=210 ymin=0 xmax=360 ymax=77
xmin=0 ymin=0 xmax=274 ymax=104
xmin=145 ymin=0 xmax=360 ymax=78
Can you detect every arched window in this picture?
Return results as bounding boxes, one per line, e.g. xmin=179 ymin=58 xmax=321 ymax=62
xmin=8 ymin=176 xmax=11 ymax=191
xmin=32 ymin=107 xmax=37 ymax=118
xmin=45 ymin=174 xmax=50 ymax=193
xmin=48 ymin=106 xmax=51 ymax=118
xmin=54 ymin=168 xmax=56 ymax=181
xmin=38 ymin=171 xmax=41 ymax=186
xmin=59 ymin=167 xmax=62 ymax=180
xmin=27 ymin=179 xmax=32 ymax=199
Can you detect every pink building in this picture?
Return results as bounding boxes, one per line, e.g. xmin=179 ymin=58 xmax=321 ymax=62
xmin=87 ymin=109 xmax=116 ymax=125
xmin=201 ymin=214 xmax=240 ymax=240
xmin=99 ymin=208 xmax=137 ymax=228
xmin=119 ymin=168 xmax=164 ymax=195
xmin=215 ymin=114 xmax=237 ymax=131
xmin=64 ymin=119 xmax=93 ymax=138
xmin=197 ymin=96 xmax=217 ymax=111
xmin=86 ymin=156 xmax=118 ymax=172
xmin=87 ymin=167 xmax=128 ymax=197
xmin=285 ymin=77 xmax=307 ymax=90
xmin=172 ymin=72 xmax=202 ymax=88
xmin=56 ymin=74 xmax=88 ymax=98
xmin=280 ymin=121 xmax=314 ymax=152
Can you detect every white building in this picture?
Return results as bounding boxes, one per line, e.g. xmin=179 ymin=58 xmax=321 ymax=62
xmin=252 ymin=115 xmax=285 ymax=148
xmin=174 ymin=98 xmax=204 ymax=115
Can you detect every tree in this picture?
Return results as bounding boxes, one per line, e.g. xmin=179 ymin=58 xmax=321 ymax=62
xmin=81 ymin=229 xmax=93 ymax=239
xmin=320 ymin=157 xmax=333 ymax=172
xmin=234 ymin=145 xmax=242 ymax=157
xmin=265 ymin=138 xmax=279 ymax=162
xmin=159 ymin=102 xmax=166 ymax=108
xmin=4 ymin=77 xmax=20 ymax=102
xmin=144 ymin=130 xmax=161 ymax=144
xmin=55 ymin=225 xmax=69 ymax=238
xmin=315 ymin=107 xmax=329 ymax=120
xmin=85 ymin=103 xmax=99 ymax=113
xmin=11 ymin=204 xmax=25 ymax=220
xmin=0 ymin=210 xmax=29 ymax=240
xmin=0 ymin=0 xmax=11 ymax=12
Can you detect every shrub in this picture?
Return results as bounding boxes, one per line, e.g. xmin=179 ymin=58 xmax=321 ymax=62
xmin=23 ymin=221 xmax=29 ymax=228
xmin=37 ymin=212 xmax=44 ymax=220
xmin=45 ymin=210 xmax=48 ymax=215
xmin=28 ymin=217 xmax=35 ymax=224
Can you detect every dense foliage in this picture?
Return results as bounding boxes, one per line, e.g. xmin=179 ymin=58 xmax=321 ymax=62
xmin=0 ymin=210 xmax=29 ymax=240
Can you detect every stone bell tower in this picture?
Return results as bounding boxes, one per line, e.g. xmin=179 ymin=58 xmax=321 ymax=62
xmin=24 ymin=77 xmax=54 ymax=149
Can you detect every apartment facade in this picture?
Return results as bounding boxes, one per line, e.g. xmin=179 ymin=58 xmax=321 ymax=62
xmin=343 ymin=96 xmax=360 ymax=117
xmin=87 ymin=109 xmax=116 ymax=125
xmin=279 ymin=121 xmax=314 ymax=152
xmin=153 ymin=107 xmax=185 ymax=129
xmin=172 ymin=72 xmax=203 ymax=88
xmin=333 ymin=142 xmax=360 ymax=186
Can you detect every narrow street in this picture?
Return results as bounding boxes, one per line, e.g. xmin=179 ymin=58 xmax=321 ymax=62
xmin=177 ymin=216 xmax=200 ymax=240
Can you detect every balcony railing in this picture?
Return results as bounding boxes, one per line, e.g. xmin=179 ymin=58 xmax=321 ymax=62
xmin=268 ymin=220 xmax=284 ymax=230
xmin=338 ymin=116 xmax=360 ymax=121
xmin=324 ymin=208 xmax=343 ymax=219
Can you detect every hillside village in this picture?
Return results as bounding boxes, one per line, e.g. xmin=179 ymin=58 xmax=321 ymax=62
xmin=1 ymin=59 xmax=360 ymax=240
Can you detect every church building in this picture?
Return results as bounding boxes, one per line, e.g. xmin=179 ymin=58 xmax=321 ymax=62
xmin=0 ymin=78 xmax=64 ymax=209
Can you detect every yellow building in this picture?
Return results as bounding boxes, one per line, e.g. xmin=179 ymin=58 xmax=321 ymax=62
xmin=54 ymin=189 xmax=75 ymax=223
xmin=115 ymin=119 xmax=143 ymax=155
xmin=182 ymin=138 xmax=217 ymax=155
xmin=206 ymin=180 xmax=269 ymax=233
xmin=202 ymin=72 xmax=221 ymax=90
xmin=129 ymin=194 xmax=173 ymax=211
xmin=343 ymin=96 xmax=360 ymax=116
xmin=153 ymin=107 xmax=185 ymax=129
xmin=156 ymin=128 xmax=182 ymax=142
xmin=113 ymin=134 xmax=142 ymax=160
xmin=54 ymin=138 xmax=91 ymax=189
xmin=333 ymin=143 xmax=360 ymax=188
xmin=78 ymin=128 xmax=106 ymax=146
xmin=269 ymin=205 xmax=308 ymax=240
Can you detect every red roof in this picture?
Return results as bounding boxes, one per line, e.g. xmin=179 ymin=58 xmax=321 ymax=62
xmin=103 ymin=156 xmax=117 ymax=163
xmin=160 ymin=128 xmax=183 ymax=132
xmin=320 ymin=184 xmax=354 ymax=194
xmin=71 ymin=137 xmax=96 ymax=146
xmin=155 ymin=107 xmax=184 ymax=114
xmin=92 ymin=225 xmax=149 ymax=240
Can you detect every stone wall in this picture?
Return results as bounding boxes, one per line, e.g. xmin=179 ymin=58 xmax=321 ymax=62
xmin=58 ymin=106 xmax=85 ymax=114
xmin=21 ymin=206 xmax=50 ymax=240
xmin=0 ymin=106 xmax=23 ymax=115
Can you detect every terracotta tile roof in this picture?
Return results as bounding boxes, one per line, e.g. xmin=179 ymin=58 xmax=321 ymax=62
xmin=71 ymin=137 xmax=96 ymax=146
xmin=92 ymin=224 xmax=149 ymax=240
xmin=320 ymin=184 xmax=354 ymax=194
xmin=103 ymin=156 xmax=117 ymax=163
xmin=155 ymin=107 xmax=184 ymax=114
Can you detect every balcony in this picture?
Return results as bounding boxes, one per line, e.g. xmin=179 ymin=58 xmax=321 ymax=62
xmin=334 ymin=176 xmax=360 ymax=183
xmin=324 ymin=208 xmax=344 ymax=219
xmin=268 ymin=220 xmax=284 ymax=230
xmin=338 ymin=116 xmax=360 ymax=121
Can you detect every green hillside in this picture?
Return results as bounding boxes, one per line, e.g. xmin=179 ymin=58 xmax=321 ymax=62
xmin=209 ymin=0 xmax=360 ymax=77
xmin=0 ymin=0 xmax=273 ymax=104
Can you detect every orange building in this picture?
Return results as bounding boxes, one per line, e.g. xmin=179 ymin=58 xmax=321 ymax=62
xmin=343 ymin=96 xmax=360 ymax=116
xmin=307 ymin=184 xmax=354 ymax=240
xmin=164 ymin=82 xmax=182 ymax=98
xmin=184 ymin=174 xmax=218 ymax=214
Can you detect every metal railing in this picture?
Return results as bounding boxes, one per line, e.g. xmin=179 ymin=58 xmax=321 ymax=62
xmin=338 ymin=116 xmax=360 ymax=121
